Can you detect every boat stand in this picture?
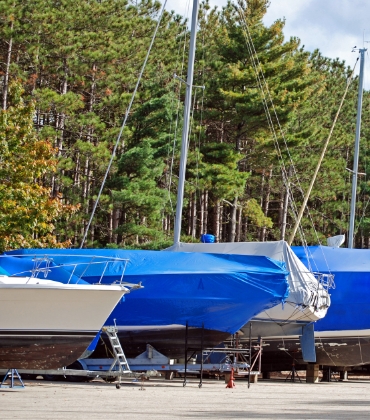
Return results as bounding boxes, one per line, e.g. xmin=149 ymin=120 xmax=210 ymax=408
xmin=183 ymin=322 xmax=205 ymax=388
xmin=0 ymin=369 xmax=25 ymax=389
xmin=285 ymin=362 xmax=302 ymax=383
xmin=199 ymin=323 xmax=204 ymax=388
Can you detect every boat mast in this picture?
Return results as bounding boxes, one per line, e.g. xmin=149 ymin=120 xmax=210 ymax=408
xmin=348 ymin=48 xmax=366 ymax=249
xmin=173 ymin=0 xmax=200 ymax=244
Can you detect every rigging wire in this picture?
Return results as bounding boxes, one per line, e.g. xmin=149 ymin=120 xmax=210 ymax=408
xmin=79 ymin=1 xmax=168 ymax=248
xmin=234 ymin=2 xmax=360 ymax=276
xmin=289 ymin=59 xmax=358 ymax=245
xmin=235 ymin=2 xmax=357 ymax=257
xmin=234 ymin=3 xmax=305 ymax=245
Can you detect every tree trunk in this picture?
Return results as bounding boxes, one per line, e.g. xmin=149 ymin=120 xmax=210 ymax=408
xmin=199 ymin=191 xmax=204 ymax=235
xmin=187 ymin=194 xmax=192 ymax=236
xmin=2 ymin=20 xmax=14 ymax=110
xmin=236 ymin=207 xmax=242 ymax=242
xmin=228 ymin=197 xmax=238 ymax=242
xmin=280 ymin=167 xmax=292 ymax=240
xmin=213 ymin=199 xmax=221 ymax=242
xmin=258 ymin=171 xmax=265 ymax=240
xmin=191 ymin=193 xmax=197 ymax=239
xmin=56 ymin=60 xmax=68 ymax=152
xmin=52 ymin=60 xmax=68 ymax=197
xmin=109 ymin=210 xmax=113 ymax=243
xmin=204 ymin=190 xmax=208 ymax=234
xmin=113 ymin=209 xmax=120 ymax=244
xmin=260 ymin=169 xmax=272 ymax=241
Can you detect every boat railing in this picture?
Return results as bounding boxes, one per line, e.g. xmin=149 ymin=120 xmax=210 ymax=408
xmin=0 ymin=254 xmax=141 ymax=289
xmin=312 ymin=272 xmax=336 ymax=291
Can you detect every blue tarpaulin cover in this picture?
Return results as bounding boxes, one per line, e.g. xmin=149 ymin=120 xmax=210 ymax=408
xmin=3 ymin=249 xmax=289 ymax=334
xmin=293 ymin=246 xmax=370 ymax=332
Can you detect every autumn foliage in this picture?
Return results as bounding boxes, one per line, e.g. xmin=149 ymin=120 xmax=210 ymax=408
xmin=0 ymin=83 xmax=76 ymax=251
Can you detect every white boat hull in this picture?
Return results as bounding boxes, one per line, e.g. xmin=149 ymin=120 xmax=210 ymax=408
xmin=0 ymin=277 xmax=128 ymax=369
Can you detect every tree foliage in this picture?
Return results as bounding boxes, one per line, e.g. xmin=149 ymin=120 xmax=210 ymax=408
xmin=0 ymin=82 xmax=75 ymax=250
xmin=0 ymin=0 xmax=369 ymax=249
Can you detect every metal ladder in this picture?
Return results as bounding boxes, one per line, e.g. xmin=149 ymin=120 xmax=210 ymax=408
xmin=102 ymin=326 xmax=131 ymax=388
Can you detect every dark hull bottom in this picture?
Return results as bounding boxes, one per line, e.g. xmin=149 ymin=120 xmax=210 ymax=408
xmin=260 ymin=336 xmax=370 ymax=371
xmin=0 ymin=331 xmax=96 ymax=369
xmin=92 ymin=327 xmax=230 ymax=359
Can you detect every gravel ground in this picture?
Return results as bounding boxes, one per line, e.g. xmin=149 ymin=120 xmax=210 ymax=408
xmin=1 ymin=377 xmax=370 ymax=419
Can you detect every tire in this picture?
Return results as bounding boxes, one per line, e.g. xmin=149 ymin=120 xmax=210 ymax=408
xmin=42 ymin=374 xmax=62 ymax=381
xmin=20 ymin=374 xmax=38 ymax=380
xmin=65 ymin=361 xmax=94 ymax=382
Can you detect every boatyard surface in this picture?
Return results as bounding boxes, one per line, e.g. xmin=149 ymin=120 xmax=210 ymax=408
xmin=2 ymin=378 xmax=370 ymax=419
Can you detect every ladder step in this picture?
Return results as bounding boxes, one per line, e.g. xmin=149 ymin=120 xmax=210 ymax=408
xmin=104 ymin=326 xmax=131 ymax=374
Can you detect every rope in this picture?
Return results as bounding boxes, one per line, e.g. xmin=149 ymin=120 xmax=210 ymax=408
xmin=80 ymin=1 xmax=168 ymax=248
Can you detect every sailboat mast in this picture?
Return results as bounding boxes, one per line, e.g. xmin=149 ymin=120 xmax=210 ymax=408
xmin=348 ymin=48 xmax=366 ymax=249
xmin=173 ymin=0 xmax=200 ymax=244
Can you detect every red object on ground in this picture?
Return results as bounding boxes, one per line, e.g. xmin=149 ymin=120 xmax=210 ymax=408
xmin=226 ymin=367 xmax=236 ymax=388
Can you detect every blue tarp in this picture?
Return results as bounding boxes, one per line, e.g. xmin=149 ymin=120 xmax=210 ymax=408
xmin=293 ymin=246 xmax=370 ymax=332
xmin=3 ymin=249 xmax=290 ymax=334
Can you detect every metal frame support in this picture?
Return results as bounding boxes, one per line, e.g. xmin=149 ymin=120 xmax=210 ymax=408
xmin=285 ymin=361 xmax=302 ymax=383
xmin=0 ymin=368 xmax=25 ymax=389
xmin=199 ymin=323 xmax=204 ymax=388
xmin=248 ymin=322 xmax=252 ymax=388
xmin=183 ymin=321 xmax=188 ymax=387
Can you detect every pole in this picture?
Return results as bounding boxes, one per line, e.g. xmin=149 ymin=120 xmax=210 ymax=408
xmin=183 ymin=321 xmax=188 ymax=387
xmin=348 ymin=48 xmax=366 ymax=248
xmin=173 ymin=0 xmax=200 ymax=244
xmin=199 ymin=323 xmax=204 ymax=388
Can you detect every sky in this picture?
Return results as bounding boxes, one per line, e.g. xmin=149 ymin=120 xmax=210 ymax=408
xmin=166 ymin=0 xmax=370 ymax=88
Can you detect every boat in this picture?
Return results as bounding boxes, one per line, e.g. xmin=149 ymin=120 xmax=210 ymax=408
xmin=258 ymin=244 xmax=370 ymax=370
xmin=244 ymin=48 xmax=369 ymax=372
xmin=1 ymin=0 xmax=294 ymax=361
xmin=3 ymin=249 xmax=290 ymax=358
xmin=166 ymin=240 xmax=332 ymax=341
xmin=0 ymin=255 xmax=135 ymax=369
xmin=162 ymin=0 xmax=332 ymax=360
xmin=287 ymin=245 xmax=370 ymax=368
